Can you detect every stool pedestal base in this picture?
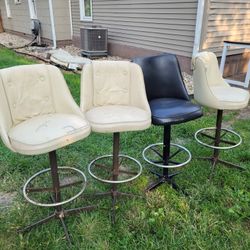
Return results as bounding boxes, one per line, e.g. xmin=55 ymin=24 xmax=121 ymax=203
xmin=195 ymin=110 xmax=244 ymax=179
xmin=18 ymin=151 xmax=95 ymax=245
xmin=88 ymin=132 xmax=142 ymax=223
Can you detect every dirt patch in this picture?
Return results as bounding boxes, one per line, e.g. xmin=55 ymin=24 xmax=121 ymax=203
xmin=0 ymin=192 xmax=17 ymax=208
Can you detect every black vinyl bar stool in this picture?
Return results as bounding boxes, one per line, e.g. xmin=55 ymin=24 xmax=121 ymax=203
xmin=133 ymin=54 xmax=203 ymax=191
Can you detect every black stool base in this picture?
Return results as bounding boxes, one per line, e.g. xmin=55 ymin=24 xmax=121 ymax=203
xmin=146 ymin=169 xmax=181 ymax=192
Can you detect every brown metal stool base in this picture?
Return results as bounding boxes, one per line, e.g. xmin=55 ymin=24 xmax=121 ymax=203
xmin=18 ymin=150 xmax=95 ymax=245
xmin=92 ymin=189 xmax=141 ymax=224
xmin=17 ymin=205 xmax=95 ymax=244
xmin=198 ymin=156 xmax=245 ymax=180
xmin=195 ymin=110 xmax=245 ymax=180
xmin=88 ymin=132 xmax=143 ymax=223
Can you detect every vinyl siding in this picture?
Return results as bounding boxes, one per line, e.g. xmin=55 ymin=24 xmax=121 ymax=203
xmin=0 ymin=0 xmax=71 ymax=41
xmin=71 ymin=0 xmax=198 ymax=57
xmin=36 ymin=0 xmax=52 ymax=40
xmin=201 ymin=0 xmax=250 ymax=55
xmin=52 ymin=0 xmax=71 ymax=41
xmin=0 ymin=0 xmax=32 ymax=35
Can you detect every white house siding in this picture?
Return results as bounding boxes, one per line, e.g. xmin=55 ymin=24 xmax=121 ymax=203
xmin=71 ymin=0 xmax=199 ymax=57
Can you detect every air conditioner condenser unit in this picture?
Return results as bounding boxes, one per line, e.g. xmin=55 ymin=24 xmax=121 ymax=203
xmin=80 ymin=27 xmax=108 ymax=58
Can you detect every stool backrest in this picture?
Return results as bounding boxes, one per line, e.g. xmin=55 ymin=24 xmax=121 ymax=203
xmin=80 ymin=61 xmax=150 ymax=113
xmin=132 ymin=53 xmax=189 ymax=102
xmin=192 ymin=52 xmax=229 ymax=106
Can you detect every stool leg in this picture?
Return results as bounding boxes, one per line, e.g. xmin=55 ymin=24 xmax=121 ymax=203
xmin=111 ymin=132 xmax=120 ymax=223
xmin=50 ymin=151 xmax=72 ymax=244
xmin=146 ymin=125 xmax=181 ymax=191
xmin=49 ymin=151 xmax=62 ymax=210
xmin=163 ymin=125 xmax=171 ymax=166
xmin=209 ymin=110 xmax=223 ymax=179
xmin=209 ymin=110 xmax=244 ymax=178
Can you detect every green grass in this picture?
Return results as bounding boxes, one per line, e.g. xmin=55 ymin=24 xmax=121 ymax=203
xmin=0 ymin=47 xmax=249 ymax=250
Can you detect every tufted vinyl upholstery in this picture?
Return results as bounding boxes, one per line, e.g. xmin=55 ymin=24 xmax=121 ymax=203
xmin=0 ymin=64 xmax=90 ymax=155
xmin=80 ymin=61 xmax=151 ymax=133
xmin=192 ymin=52 xmax=249 ymax=110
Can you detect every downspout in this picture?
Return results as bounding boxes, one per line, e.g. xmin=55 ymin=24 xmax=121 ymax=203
xmin=192 ymin=0 xmax=205 ymax=56
xmin=69 ymin=0 xmax=73 ymax=39
xmin=48 ymin=0 xmax=57 ymax=49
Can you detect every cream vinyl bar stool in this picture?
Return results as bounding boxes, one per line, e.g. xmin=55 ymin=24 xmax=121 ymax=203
xmin=80 ymin=61 xmax=151 ymax=222
xmin=0 ymin=64 xmax=95 ymax=244
xmin=192 ymin=52 xmax=249 ymax=178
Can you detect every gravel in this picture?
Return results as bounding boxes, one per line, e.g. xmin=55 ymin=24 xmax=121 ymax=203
xmin=0 ymin=32 xmax=194 ymax=94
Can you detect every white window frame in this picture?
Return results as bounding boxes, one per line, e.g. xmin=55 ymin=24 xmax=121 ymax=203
xmin=4 ymin=0 xmax=12 ymax=18
xmin=79 ymin=0 xmax=92 ymax=22
xmin=28 ymin=0 xmax=37 ymax=19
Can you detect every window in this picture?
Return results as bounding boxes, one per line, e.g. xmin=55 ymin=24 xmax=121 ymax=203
xmin=4 ymin=0 xmax=11 ymax=18
xmin=80 ymin=0 xmax=92 ymax=21
xmin=28 ymin=0 xmax=37 ymax=19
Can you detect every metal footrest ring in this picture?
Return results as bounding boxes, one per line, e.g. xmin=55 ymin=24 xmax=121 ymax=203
xmin=194 ymin=127 xmax=242 ymax=150
xmin=142 ymin=143 xmax=192 ymax=168
xmin=88 ymin=154 xmax=142 ymax=184
xmin=23 ymin=166 xmax=87 ymax=207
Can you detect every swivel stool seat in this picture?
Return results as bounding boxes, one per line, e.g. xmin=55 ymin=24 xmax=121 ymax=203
xmin=133 ymin=54 xmax=203 ymax=191
xmin=0 ymin=64 xmax=94 ymax=244
xmin=80 ymin=61 xmax=151 ymax=222
xmin=192 ymin=52 xmax=249 ymax=177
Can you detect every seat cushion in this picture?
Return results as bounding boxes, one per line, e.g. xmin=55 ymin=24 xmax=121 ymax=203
xmin=8 ymin=114 xmax=90 ymax=155
xmin=86 ymin=105 xmax=151 ymax=133
xmin=150 ymin=98 xmax=202 ymax=125
xmin=210 ymin=86 xmax=249 ymax=110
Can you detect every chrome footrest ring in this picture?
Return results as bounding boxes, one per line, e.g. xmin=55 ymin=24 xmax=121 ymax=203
xmin=88 ymin=154 xmax=142 ymax=184
xmin=23 ymin=166 xmax=87 ymax=207
xmin=194 ymin=127 xmax=242 ymax=150
xmin=142 ymin=143 xmax=192 ymax=169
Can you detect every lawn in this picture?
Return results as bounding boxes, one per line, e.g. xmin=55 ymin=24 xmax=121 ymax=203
xmin=0 ymin=47 xmax=249 ymax=250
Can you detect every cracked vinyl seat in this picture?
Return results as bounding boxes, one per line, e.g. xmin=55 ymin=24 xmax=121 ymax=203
xmin=133 ymin=53 xmax=203 ymax=191
xmin=8 ymin=113 xmax=89 ymax=155
xmin=0 ymin=64 xmax=94 ymax=243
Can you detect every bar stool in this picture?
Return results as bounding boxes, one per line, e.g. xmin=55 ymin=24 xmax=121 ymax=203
xmin=0 ymin=64 xmax=94 ymax=244
xmin=192 ymin=52 xmax=249 ymax=178
xmin=133 ymin=54 xmax=203 ymax=191
xmin=80 ymin=61 xmax=151 ymax=222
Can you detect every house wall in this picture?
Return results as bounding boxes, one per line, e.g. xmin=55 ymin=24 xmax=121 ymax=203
xmin=71 ymin=0 xmax=199 ymax=60
xmin=201 ymin=0 xmax=250 ymax=54
xmin=201 ymin=0 xmax=250 ymax=76
xmin=0 ymin=0 xmax=71 ymax=43
xmin=0 ymin=0 xmax=32 ymax=35
xmin=52 ymin=0 xmax=72 ymax=41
